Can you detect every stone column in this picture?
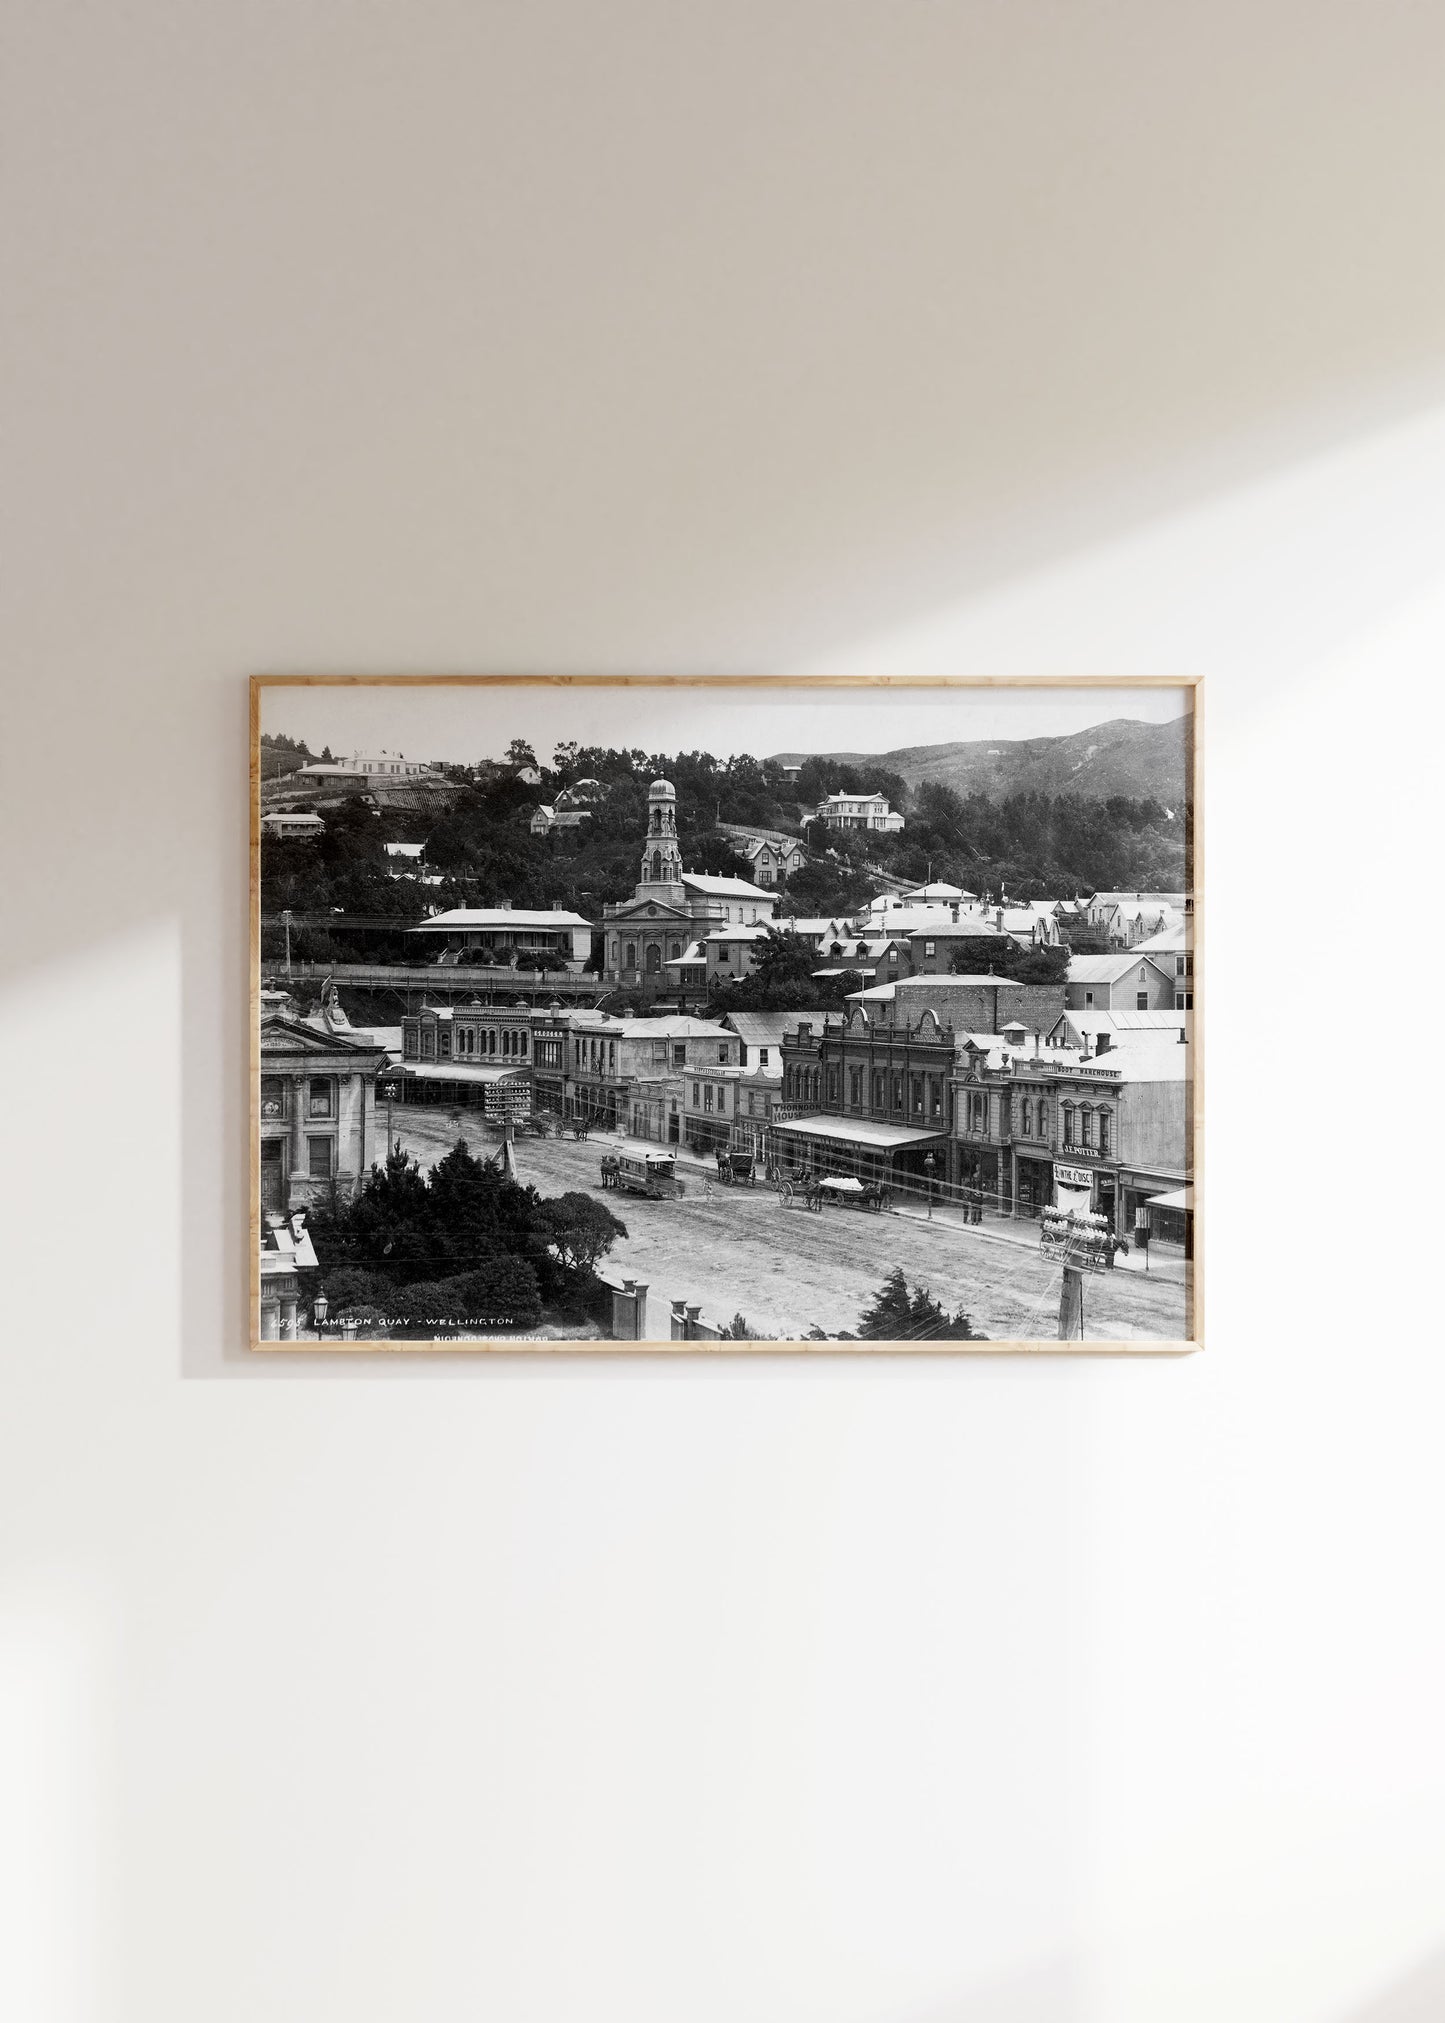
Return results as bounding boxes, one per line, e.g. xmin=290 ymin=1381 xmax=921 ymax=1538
xmin=289 ymin=1074 xmax=306 ymax=1194
xmin=280 ymin=1296 xmax=298 ymax=1340
xmin=670 ymin=1299 xmax=687 ymax=1341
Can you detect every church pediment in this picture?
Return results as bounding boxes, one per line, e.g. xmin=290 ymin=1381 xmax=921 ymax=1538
xmin=608 ymin=900 xmax=692 ymax=925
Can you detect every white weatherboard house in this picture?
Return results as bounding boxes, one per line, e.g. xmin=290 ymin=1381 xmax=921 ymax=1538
xmin=408 ymin=909 xmax=594 ymax=971
xmin=811 ymin=791 xmax=905 ymax=832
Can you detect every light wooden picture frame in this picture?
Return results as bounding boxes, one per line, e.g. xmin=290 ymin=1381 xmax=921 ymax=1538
xmin=251 ymin=675 xmax=1199 ymax=1352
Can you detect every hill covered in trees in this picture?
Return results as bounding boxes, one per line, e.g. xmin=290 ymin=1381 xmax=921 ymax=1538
xmin=259 ymin=736 xmax=1187 ymax=960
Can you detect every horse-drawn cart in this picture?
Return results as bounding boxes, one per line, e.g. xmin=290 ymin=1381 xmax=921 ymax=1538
xmin=778 ymin=1172 xmax=889 ymax=1213
xmin=714 ymin=1148 xmax=757 ymax=1188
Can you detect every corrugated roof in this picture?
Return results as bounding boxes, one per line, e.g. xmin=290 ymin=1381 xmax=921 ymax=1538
xmin=1067 ymin=952 xmax=1171 ymax=982
xmin=1056 ymin=1009 xmax=1187 ymax=1033
xmin=410 ymin=908 xmax=592 ymax=930
xmin=724 ymin=1010 xmax=827 ymax=1044
xmin=680 ymin=873 xmax=773 ymax=899
xmin=773 ymin=1115 xmax=946 ymax=1149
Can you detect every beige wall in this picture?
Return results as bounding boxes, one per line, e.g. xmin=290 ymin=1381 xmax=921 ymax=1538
xmin=6 ymin=8 xmax=1445 ymax=2020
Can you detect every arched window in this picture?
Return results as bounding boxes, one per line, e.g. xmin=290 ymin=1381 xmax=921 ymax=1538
xmin=625 ymin=941 xmax=637 ymax=971
xmin=1062 ymin=1102 xmax=1075 ymax=1146
xmin=608 ymin=1041 xmax=616 ymax=1071
xmin=669 ymin=941 xmax=681 ymax=960
xmin=651 ymin=850 xmax=663 ymax=880
xmin=645 ymin=943 xmax=661 ymax=975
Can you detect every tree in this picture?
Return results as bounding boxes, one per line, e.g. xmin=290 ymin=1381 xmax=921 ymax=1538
xmin=855 ymin=1267 xmax=987 ymax=1341
xmin=537 ymin=1192 xmax=628 ymax=1272
xmin=857 ymin=1267 xmax=914 ymax=1338
xmin=506 ymin=738 xmax=538 ymax=770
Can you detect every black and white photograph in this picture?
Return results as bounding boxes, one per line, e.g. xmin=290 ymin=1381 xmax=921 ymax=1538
xmin=254 ymin=677 xmax=1197 ymax=1349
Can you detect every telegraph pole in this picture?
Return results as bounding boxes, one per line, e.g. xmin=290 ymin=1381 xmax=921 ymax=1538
xmin=1042 ymin=1205 xmax=1112 ymax=1341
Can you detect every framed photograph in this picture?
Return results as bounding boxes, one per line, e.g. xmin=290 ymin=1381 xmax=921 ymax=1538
xmin=251 ymin=676 xmax=1199 ymax=1352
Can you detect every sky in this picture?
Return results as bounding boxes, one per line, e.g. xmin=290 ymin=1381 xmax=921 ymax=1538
xmin=260 ymin=680 xmax=1191 ymax=768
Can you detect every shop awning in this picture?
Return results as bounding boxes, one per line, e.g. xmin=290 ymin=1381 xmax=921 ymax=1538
xmin=773 ymin=1115 xmax=945 ymax=1151
xmin=1148 ymin=1186 xmax=1193 ymax=1212
xmin=389 ymin=1061 xmax=528 ymax=1085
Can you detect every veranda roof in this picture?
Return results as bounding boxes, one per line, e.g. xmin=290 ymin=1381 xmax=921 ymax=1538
xmin=773 ymin=1115 xmax=946 ymax=1150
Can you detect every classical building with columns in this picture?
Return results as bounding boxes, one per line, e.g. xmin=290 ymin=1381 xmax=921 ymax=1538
xmin=259 ymin=1009 xmax=390 ymax=1212
xmin=601 ymin=777 xmax=777 ymax=988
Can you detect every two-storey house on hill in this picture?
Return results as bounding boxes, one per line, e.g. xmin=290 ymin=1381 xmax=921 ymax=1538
xmin=1064 ymin=952 xmax=1175 ymax=1012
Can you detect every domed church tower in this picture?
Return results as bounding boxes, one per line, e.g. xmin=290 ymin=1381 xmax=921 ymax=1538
xmin=637 ymin=778 xmax=684 ymax=899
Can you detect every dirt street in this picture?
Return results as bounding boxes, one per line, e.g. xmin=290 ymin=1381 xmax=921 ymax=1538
xmin=386 ymin=1105 xmax=1188 ymax=1344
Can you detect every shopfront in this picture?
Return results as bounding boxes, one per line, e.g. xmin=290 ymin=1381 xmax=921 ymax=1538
xmin=1119 ymin=1171 xmax=1191 ymax=1254
xmin=1013 ymin=1150 xmax=1051 ymax=1219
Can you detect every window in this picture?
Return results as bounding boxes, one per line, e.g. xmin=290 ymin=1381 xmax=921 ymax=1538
xmin=625 ymin=941 xmax=637 ymax=970
xmin=1080 ymin=1106 xmax=1094 ymax=1148
xmin=1136 ymin=991 xmax=1149 ymax=1011
xmin=849 ymin=1067 xmax=862 ymax=1108
xmin=1020 ymin=1102 xmax=1030 ymax=1136
xmin=1062 ymin=1103 xmax=1075 ymax=1146
xmin=520 ymin=1031 xmax=529 ymax=1058
xmin=1084 ymin=991 xmax=1095 ymax=1007
xmin=759 ymin=1047 xmax=769 ymax=1068
xmin=260 ymin=1076 xmax=286 ymax=1118
xmin=924 ymin=940 xmax=935 ymax=958
xmin=692 ymin=1082 xmax=700 ymax=1106
xmin=1176 ymin=990 xmax=1194 ymax=1010
xmin=438 ymin=1026 xmax=452 ymax=1058
xmin=421 ymin=1028 xmax=436 ymax=1059
xmin=704 ymin=1084 xmax=714 ymax=1112
xmin=608 ymin=1041 xmax=616 ymax=1072
xmin=669 ymin=941 xmax=681 ymax=960
xmin=1176 ymin=955 xmax=1186 ymax=977
xmin=673 ymin=1044 xmax=686 ymax=1068
xmin=718 ymin=1044 xmax=728 ymax=1064
xmin=1098 ymin=1109 xmax=1111 ymax=1156
xmin=307 ymin=1136 xmax=333 ymax=1180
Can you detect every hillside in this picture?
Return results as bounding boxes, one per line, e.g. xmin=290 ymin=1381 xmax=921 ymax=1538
xmin=772 ymin=716 xmax=1189 ymax=808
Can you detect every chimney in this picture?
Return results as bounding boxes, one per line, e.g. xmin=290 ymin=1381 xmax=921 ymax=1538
xmin=1095 ymin=1031 xmax=1111 ymax=1055
xmin=1080 ymin=1033 xmax=1091 ymax=1061
xmin=1177 ymin=1025 xmax=1187 ymax=1044
xmin=1033 ymin=1030 xmax=1041 ymax=1058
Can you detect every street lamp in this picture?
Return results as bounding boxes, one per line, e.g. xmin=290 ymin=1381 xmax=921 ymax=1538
xmin=311 ymin=1289 xmax=329 ymax=1334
